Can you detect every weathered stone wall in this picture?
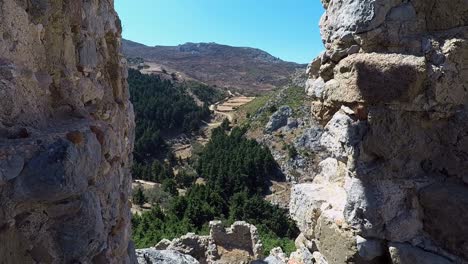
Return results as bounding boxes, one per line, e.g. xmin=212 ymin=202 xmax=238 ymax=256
xmin=0 ymin=0 xmax=134 ymax=263
xmin=147 ymin=221 xmax=263 ymax=264
xmin=294 ymin=0 xmax=468 ymax=263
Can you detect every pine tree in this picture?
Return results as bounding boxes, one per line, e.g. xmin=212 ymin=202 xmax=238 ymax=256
xmin=133 ymin=187 xmax=146 ymax=206
xmin=220 ymin=118 xmax=231 ymax=131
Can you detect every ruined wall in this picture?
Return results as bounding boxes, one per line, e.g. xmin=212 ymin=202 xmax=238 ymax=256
xmin=0 ymin=0 xmax=135 ymax=263
xmin=146 ymin=221 xmax=263 ymax=264
xmin=293 ymin=0 xmax=468 ymax=263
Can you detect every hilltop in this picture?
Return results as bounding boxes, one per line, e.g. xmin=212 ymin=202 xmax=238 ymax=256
xmin=122 ymin=39 xmax=305 ymax=94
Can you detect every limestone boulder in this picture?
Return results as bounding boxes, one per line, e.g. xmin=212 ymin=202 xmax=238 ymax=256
xmin=166 ymin=233 xmax=209 ymax=264
xmin=136 ymin=249 xmax=200 ymax=264
xmin=289 ymin=183 xmax=346 ymax=240
xmin=289 ymin=247 xmax=314 ymax=264
xmin=319 ymin=109 xmax=367 ymax=160
xmin=265 ymin=106 xmax=293 ymax=133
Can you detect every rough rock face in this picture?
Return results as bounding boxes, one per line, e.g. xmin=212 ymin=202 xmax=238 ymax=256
xmin=265 ymin=106 xmax=293 ymax=133
xmin=296 ymin=0 xmax=468 ymax=263
xmin=0 ymin=0 xmax=134 ymax=263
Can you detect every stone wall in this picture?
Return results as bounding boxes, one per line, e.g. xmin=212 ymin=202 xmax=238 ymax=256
xmin=148 ymin=221 xmax=263 ymax=264
xmin=0 ymin=0 xmax=134 ymax=263
xmin=294 ymin=0 xmax=468 ymax=263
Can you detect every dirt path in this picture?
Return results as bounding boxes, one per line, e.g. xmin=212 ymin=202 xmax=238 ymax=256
xmin=265 ymin=181 xmax=291 ymax=209
xmin=133 ymin=179 xmax=159 ymax=189
xmin=213 ymin=110 xmax=234 ymax=122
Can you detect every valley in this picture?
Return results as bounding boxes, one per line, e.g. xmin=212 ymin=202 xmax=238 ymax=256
xmin=126 ymin=52 xmax=308 ymax=258
xmin=3 ymin=1 xmax=467 ymax=263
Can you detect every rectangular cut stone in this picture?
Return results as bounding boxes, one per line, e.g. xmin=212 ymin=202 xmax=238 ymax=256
xmin=324 ymin=53 xmax=426 ymax=104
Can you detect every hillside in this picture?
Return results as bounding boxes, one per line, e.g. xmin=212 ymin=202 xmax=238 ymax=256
xmin=122 ymin=39 xmax=305 ymax=94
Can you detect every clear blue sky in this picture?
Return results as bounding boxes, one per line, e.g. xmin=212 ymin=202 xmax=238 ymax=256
xmin=115 ymin=0 xmax=325 ymax=63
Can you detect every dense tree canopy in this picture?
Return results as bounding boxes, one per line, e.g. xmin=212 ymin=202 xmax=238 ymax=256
xmin=129 ymin=69 xmax=210 ymax=163
xmin=129 ymin=69 xmax=298 ymax=254
xmin=187 ymin=81 xmax=226 ymax=104
xmin=197 ymin=127 xmax=277 ymax=198
xmin=132 ymin=128 xmax=298 ymax=253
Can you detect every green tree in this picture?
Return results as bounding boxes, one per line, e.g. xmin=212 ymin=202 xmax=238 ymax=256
xmin=162 ymin=178 xmax=178 ymax=196
xmin=220 ymin=118 xmax=231 ymax=131
xmin=133 ymin=187 xmax=146 ymax=206
xmin=288 ymin=145 xmax=298 ymax=159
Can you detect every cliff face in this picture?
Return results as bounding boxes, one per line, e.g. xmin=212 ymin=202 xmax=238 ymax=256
xmin=294 ymin=0 xmax=468 ymax=263
xmin=0 ymin=0 xmax=134 ymax=263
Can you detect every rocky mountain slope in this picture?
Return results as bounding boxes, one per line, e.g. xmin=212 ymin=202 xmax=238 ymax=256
xmin=122 ymin=39 xmax=305 ymax=94
xmin=0 ymin=0 xmax=134 ymax=263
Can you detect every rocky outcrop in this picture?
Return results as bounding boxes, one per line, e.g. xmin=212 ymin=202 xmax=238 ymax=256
xmin=150 ymin=221 xmax=262 ymax=264
xmin=296 ymin=0 xmax=468 ymax=263
xmin=0 ymin=0 xmax=134 ymax=263
xmin=265 ymin=106 xmax=293 ymax=133
xmin=136 ymin=249 xmax=200 ymax=264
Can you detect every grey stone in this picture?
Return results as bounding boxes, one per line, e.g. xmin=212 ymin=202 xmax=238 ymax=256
xmin=167 ymin=233 xmax=209 ymax=263
xmin=152 ymin=221 xmax=262 ymax=263
xmin=330 ymin=49 xmax=348 ymax=62
xmin=0 ymin=155 xmax=24 ymax=184
xmin=136 ymin=249 xmax=200 ymax=264
xmin=14 ymin=135 xmax=101 ymax=202
xmin=347 ymin=45 xmax=360 ymax=55
xmin=320 ymin=0 xmax=401 ymax=44
xmin=0 ymin=0 xmax=135 ymax=262
xmin=294 ymin=124 xmax=323 ymax=152
xmin=419 ymin=183 xmax=468 ymax=260
xmin=388 ymin=243 xmax=453 ymax=264
xmin=356 ymin=236 xmax=384 ymax=260
xmin=319 ymin=62 xmax=335 ymax=81
xmin=253 ymin=247 xmax=287 ymax=264
xmin=289 ymin=246 xmax=314 ymax=264
xmin=344 ymin=177 xmax=423 ymax=241
xmin=286 ymin=118 xmax=298 ymax=129
xmin=319 ymin=110 xmax=367 ymax=160
xmin=260 ymin=256 xmax=286 ymax=264
xmin=314 ymin=215 xmax=359 ymax=264
xmin=265 ymin=106 xmax=293 ymax=133
xmin=307 ymin=55 xmax=323 ymax=78
xmin=386 ymin=3 xmax=417 ymax=22
xmin=128 ymin=241 xmax=139 ymax=264
xmin=79 ymin=39 xmax=98 ymax=70
xmin=298 ymin=0 xmax=468 ymax=263
xmin=52 ymin=191 xmax=106 ymax=262
xmin=155 ymin=239 xmax=172 ymax=250
xmin=306 ymin=77 xmax=326 ymax=98
xmin=312 ymin=251 xmax=329 ymax=264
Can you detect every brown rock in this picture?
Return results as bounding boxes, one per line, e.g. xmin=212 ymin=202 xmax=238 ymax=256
xmin=66 ymin=131 xmax=84 ymax=145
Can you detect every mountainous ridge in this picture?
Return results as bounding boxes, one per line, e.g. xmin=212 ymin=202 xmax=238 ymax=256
xmin=123 ymin=39 xmax=306 ymax=94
